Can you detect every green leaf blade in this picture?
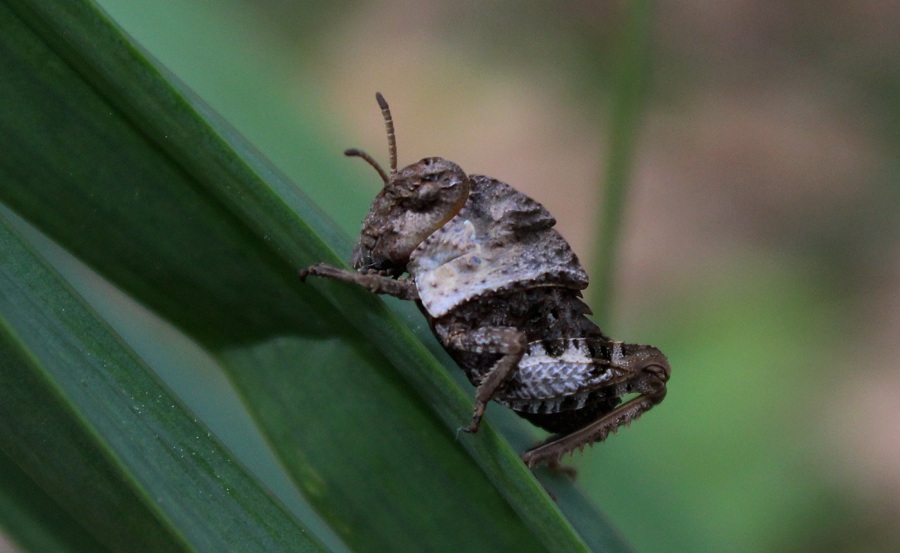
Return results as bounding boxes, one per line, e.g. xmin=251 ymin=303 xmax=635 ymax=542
xmin=0 ymin=215 xmax=328 ymax=552
xmin=0 ymin=0 xmax=633 ymax=551
xmin=0 ymin=448 xmax=111 ymax=553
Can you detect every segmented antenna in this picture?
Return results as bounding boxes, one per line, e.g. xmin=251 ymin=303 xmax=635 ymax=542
xmin=375 ymin=92 xmax=397 ymax=173
xmin=344 ymin=148 xmax=388 ymax=184
xmin=344 ymin=93 xmax=398 ymax=184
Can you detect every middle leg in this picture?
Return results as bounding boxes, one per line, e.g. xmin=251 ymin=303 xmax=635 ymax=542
xmin=446 ymin=326 xmax=527 ymax=433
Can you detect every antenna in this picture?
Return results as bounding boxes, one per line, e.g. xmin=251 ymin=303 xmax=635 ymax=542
xmin=344 ymin=148 xmax=389 ymax=184
xmin=375 ymin=92 xmax=397 ymax=173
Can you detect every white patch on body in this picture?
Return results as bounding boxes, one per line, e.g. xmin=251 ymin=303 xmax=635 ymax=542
xmin=408 ymin=176 xmax=588 ymax=318
xmin=494 ymin=339 xmax=632 ymax=413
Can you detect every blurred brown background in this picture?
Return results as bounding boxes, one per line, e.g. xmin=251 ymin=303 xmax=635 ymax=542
xmin=24 ymin=1 xmax=893 ymax=552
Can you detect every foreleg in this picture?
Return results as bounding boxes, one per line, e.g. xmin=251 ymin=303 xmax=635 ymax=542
xmin=299 ymin=263 xmax=418 ymax=300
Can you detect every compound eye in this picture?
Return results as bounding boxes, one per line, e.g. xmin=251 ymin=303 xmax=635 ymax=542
xmin=411 ymin=180 xmax=441 ymax=205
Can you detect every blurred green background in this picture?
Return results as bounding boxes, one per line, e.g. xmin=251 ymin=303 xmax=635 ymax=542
xmin=5 ymin=1 xmax=896 ymax=552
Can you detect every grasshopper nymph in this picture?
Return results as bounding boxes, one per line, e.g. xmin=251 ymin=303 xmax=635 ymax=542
xmin=300 ymin=93 xmax=670 ymax=468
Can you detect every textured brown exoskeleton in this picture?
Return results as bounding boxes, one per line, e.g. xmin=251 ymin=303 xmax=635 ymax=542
xmin=300 ymin=93 xmax=670 ymax=468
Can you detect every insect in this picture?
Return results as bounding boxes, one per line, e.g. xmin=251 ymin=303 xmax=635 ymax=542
xmin=300 ymin=93 xmax=670 ymax=468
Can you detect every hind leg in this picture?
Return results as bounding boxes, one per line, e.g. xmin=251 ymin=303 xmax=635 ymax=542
xmin=521 ymin=381 xmax=667 ymax=468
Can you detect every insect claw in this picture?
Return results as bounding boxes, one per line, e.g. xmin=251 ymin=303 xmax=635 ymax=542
xmin=459 ymin=421 xmax=480 ymax=434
